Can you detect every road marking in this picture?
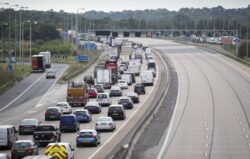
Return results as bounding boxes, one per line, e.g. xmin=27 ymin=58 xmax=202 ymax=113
xmin=0 ymin=73 xmax=45 ymax=112
xmin=35 ymin=65 xmax=68 ymax=108
xmin=88 ymin=50 xmax=163 ymax=159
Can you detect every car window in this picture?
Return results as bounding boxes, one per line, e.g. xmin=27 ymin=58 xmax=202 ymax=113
xmin=98 ymin=94 xmax=107 ymax=98
xmin=14 ymin=142 xmax=31 ymax=148
xmin=119 ymin=99 xmax=129 ymax=102
xmin=21 ymin=119 xmax=38 ymax=125
xmin=36 ymin=125 xmax=55 ymax=131
xmin=47 ymin=108 xmax=59 ymax=112
xmin=74 ymin=111 xmax=87 ymax=116
xmin=109 ymin=107 xmax=122 ymax=112
xmin=80 ymin=132 xmax=93 ymax=137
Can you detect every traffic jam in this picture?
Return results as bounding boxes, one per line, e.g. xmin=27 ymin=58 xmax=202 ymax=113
xmin=0 ymin=40 xmax=157 ymax=159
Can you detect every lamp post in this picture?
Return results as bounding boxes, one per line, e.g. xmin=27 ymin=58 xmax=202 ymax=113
xmin=76 ymin=8 xmax=85 ymax=53
xmin=19 ymin=6 xmax=28 ymax=65
xmin=24 ymin=20 xmax=37 ymax=64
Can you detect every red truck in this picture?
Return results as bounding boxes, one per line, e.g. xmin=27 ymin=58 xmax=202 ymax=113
xmin=32 ymin=55 xmax=46 ymax=72
xmin=105 ymin=60 xmax=118 ymax=83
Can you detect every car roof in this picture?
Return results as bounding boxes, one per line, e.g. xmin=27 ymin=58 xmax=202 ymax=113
xmin=109 ymin=104 xmax=123 ymax=108
xmin=47 ymin=106 xmax=60 ymax=109
xmin=80 ymin=129 xmax=96 ymax=133
xmin=86 ymin=101 xmax=99 ymax=106
xmin=119 ymin=97 xmax=130 ymax=100
xmin=98 ymin=93 xmax=108 ymax=95
xmin=127 ymin=92 xmax=138 ymax=96
xmin=111 ymin=86 xmax=121 ymax=90
xmin=74 ymin=109 xmax=88 ymax=112
xmin=15 ymin=140 xmax=33 ymax=143
xmin=47 ymin=142 xmax=70 ymax=146
xmin=39 ymin=124 xmax=56 ymax=127
xmin=56 ymin=102 xmax=68 ymax=104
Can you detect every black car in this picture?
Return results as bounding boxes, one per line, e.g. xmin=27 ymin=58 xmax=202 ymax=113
xmin=19 ymin=119 xmax=40 ymax=135
xmin=134 ymin=83 xmax=146 ymax=94
xmin=107 ymin=105 xmax=126 ymax=120
xmin=45 ymin=107 xmax=62 ymax=121
xmin=118 ymin=97 xmax=134 ymax=109
xmin=84 ymin=75 xmax=95 ymax=85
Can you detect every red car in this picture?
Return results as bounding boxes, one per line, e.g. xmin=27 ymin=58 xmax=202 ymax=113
xmin=88 ymin=88 xmax=98 ymax=98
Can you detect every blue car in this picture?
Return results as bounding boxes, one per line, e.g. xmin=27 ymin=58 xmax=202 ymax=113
xmin=73 ymin=109 xmax=92 ymax=123
xmin=109 ymin=86 xmax=122 ymax=97
xmin=76 ymin=129 xmax=100 ymax=147
xmin=59 ymin=114 xmax=80 ymax=132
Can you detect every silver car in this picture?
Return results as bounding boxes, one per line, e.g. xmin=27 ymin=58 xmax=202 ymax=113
xmin=95 ymin=116 xmax=116 ymax=132
xmin=55 ymin=102 xmax=72 ymax=114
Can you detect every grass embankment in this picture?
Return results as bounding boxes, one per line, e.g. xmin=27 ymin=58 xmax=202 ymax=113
xmin=0 ymin=64 xmax=31 ymax=95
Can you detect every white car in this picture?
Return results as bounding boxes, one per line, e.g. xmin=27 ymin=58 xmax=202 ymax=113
xmin=55 ymin=102 xmax=72 ymax=114
xmin=95 ymin=116 xmax=116 ymax=132
xmin=118 ymin=80 xmax=128 ymax=89
xmin=96 ymin=93 xmax=112 ymax=106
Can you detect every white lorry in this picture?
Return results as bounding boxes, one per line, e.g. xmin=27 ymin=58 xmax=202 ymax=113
xmin=39 ymin=51 xmax=51 ymax=68
xmin=121 ymin=74 xmax=132 ymax=86
xmin=127 ymin=65 xmax=140 ymax=76
xmin=96 ymin=69 xmax=112 ymax=89
xmin=141 ymin=70 xmax=154 ymax=86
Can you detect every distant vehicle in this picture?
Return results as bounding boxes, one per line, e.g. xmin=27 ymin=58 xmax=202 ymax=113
xmin=107 ymin=105 xmax=126 ymax=120
xmin=0 ymin=125 xmax=18 ymax=148
xmin=32 ymin=55 xmax=45 ymax=72
xmin=0 ymin=153 xmax=10 ymax=159
xmin=74 ymin=109 xmax=92 ymax=123
xmin=46 ymin=70 xmax=56 ymax=79
xmin=39 ymin=51 xmax=51 ymax=68
xmin=45 ymin=142 xmax=75 ymax=159
xmin=59 ymin=114 xmax=80 ymax=132
xmin=45 ymin=107 xmax=62 ymax=121
xmin=127 ymin=92 xmax=140 ymax=103
xmin=141 ymin=70 xmax=154 ymax=86
xmin=85 ymin=101 xmax=101 ymax=114
xmin=33 ymin=124 xmax=61 ymax=145
xmin=55 ymin=102 xmax=72 ymax=114
xmin=118 ymin=80 xmax=128 ymax=89
xmin=96 ymin=69 xmax=112 ymax=89
xmin=147 ymin=59 xmax=156 ymax=70
xmin=76 ymin=129 xmax=101 ymax=147
xmin=127 ymin=65 xmax=140 ymax=76
xmin=93 ymin=84 xmax=104 ymax=93
xmin=96 ymin=93 xmax=112 ymax=106
xmin=147 ymin=67 xmax=156 ymax=77
xmin=125 ymin=72 xmax=136 ymax=83
xmin=18 ymin=119 xmax=40 ymax=135
xmin=110 ymin=86 xmax=122 ymax=97
xmin=94 ymin=65 xmax=105 ymax=78
xmin=67 ymin=81 xmax=88 ymax=106
xmin=119 ymin=63 xmax=128 ymax=70
xmin=121 ymin=74 xmax=132 ymax=86
xmin=87 ymin=88 xmax=98 ymax=98
xmin=83 ymin=75 xmax=95 ymax=85
xmin=105 ymin=60 xmax=118 ymax=83
xmin=134 ymin=83 xmax=146 ymax=94
xmin=118 ymin=97 xmax=134 ymax=109
xmin=11 ymin=140 xmax=38 ymax=159
xmin=95 ymin=116 xmax=116 ymax=132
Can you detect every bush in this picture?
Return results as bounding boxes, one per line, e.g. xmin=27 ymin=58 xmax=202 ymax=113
xmin=239 ymin=42 xmax=250 ymax=57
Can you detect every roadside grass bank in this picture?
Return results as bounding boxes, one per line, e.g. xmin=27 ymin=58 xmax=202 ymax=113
xmin=0 ymin=64 xmax=32 ymax=95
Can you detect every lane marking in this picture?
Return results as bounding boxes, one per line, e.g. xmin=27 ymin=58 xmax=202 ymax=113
xmin=88 ymin=50 xmax=163 ymax=159
xmin=0 ymin=73 xmax=46 ymax=112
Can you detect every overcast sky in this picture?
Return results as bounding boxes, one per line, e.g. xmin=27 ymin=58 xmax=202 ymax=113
xmin=3 ymin=0 xmax=250 ymax=12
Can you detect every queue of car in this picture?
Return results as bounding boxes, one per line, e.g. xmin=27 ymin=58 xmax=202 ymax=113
xmin=0 ymin=42 xmax=157 ymax=159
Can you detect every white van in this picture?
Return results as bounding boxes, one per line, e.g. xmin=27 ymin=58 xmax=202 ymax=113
xmin=39 ymin=51 xmax=51 ymax=68
xmin=0 ymin=125 xmax=18 ymax=148
xmin=141 ymin=71 xmax=154 ymax=86
xmin=121 ymin=74 xmax=132 ymax=85
xmin=96 ymin=93 xmax=112 ymax=106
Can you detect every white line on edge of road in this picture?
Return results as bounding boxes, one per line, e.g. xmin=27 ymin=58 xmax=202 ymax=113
xmin=0 ymin=73 xmax=46 ymax=112
xmin=35 ymin=65 xmax=68 ymax=108
xmin=88 ymin=51 xmax=161 ymax=159
xmin=156 ymin=54 xmax=181 ymax=159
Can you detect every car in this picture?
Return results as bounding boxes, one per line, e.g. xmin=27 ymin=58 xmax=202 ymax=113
xmin=95 ymin=116 xmax=116 ymax=132
xmin=76 ymin=129 xmax=100 ymax=147
xmin=96 ymin=93 xmax=112 ymax=106
xmin=83 ymin=75 xmax=95 ymax=85
xmin=118 ymin=97 xmax=134 ymax=109
xmin=0 ymin=153 xmax=10 ymax=159
xmin=107 ymin=105 xmax=126 ymax=120
xmin=127 ymin=92 xmax=140 ymax=103
xmin=45 ymin=142 xmax=75 ymax=159
xmin=55 ymin=102 xmax=72 ymax=114
xmin=0 ymin=125 xmax=18 ymax=148
xmin=45 ymin=107 xmax=62 ymax=121
xmin=119 ymin=63 xmax=127 ymax=70
xmin=109 ymin=86 xmax=122 ymax=97
xmin=73 ymin=109 xmax=92 ymax=123
xmin=46 ymin=70 xmax=56 ymax=79
xmin=87 ymin=88 xmax=98 ymax=98
xmin=18 ymin=119 xmax=40 ymax=135
xmin=59 ymin=114 xmax=80 ymax=132
xmin=11 ymin=140 xmax=38 ymax=159
xmin=93 ymin=84 xmax=104 ymax=93
xmin=118 ymin=80 xmax=128 ymax=89
xmin=85 ymin=101 xmax=101 ymax=114
xmin=134 ymin=83 xmax=146 ymax=94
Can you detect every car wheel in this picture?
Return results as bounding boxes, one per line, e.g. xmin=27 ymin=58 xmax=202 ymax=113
xmin=76 ymin=144 xmax=80 ymax=147
xmin=19 ymin=132 xmax=22 ymax=135
xmin=95 ymin=141 xmax=98 ymax=147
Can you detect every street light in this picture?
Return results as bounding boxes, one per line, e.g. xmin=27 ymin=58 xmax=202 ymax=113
xmin=24 ymin=20 xmax=37 ymax=64
xmin=19 ymin=6 xmax=28 ymax=65
xmin=76 ymin=8 xmax=85 ymax=53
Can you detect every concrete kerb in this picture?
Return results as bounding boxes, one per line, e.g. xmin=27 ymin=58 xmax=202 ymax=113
xmin=106 ymin=49 xmax=170 ymax=159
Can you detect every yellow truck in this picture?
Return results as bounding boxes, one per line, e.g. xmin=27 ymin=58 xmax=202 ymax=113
xmin=67 ymin=81 xmax=89 ymax=106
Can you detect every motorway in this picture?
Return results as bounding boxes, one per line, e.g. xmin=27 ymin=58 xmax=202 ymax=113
xmin=130 ymin=38 xmax=250 ymax=159
xmin=0 ymin=46 xmax=165 ymax=159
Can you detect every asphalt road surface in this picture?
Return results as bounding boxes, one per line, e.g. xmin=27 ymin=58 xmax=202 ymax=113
xmin=130 ymin=38 xmax=250 ymax=159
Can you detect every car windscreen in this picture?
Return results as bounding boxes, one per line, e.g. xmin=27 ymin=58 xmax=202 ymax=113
xmin=79 ymin=132 xmax=94 ymax=137
xmin=98 ymin=94 xmax=107 ymax=98
xmin=74 ymin=111 xmax=87 ymax=116
xmin=21 ymin=119 xmax=38 ymax=125
xmin=47 ymin=108 xmax=59 ymax=112
xmin=119 ymin=99 xmax=129 ymax=102
xmin=109 ymin=107 xmax=122 ymax=112
xmin=13 ymin=142 xmax=31 ymax=148
xmin=36 ymin=126 xmax=55 ymax=131
xmin=60 ymin=116 xmax=75 ymax=124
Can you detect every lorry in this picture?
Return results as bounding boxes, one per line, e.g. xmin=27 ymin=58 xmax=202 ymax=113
xmin=33 ymin=124 xmax=61 ymax=146
xmin=67 ymin=81 xmax=89 ymax=106
xmin=105 ymin=60 xmax=118 ymax=83
xmin=121 ymin=74 xmax=132 ymax=85
xmin=141 ymin=70 xmax=154 ymax=86
xmin=127 ymin=65 xmax=140 ymax=76
xmin=96 ymin=69 xmax=112 ymax=89
xmin=39 ymin=51 xmax=51 ymax=68
xmin=31 ymin=55 xmax=46 ymax=72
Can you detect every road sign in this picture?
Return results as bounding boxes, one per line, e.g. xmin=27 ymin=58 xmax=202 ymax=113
xmin=76 ymin=55 xmax=89 ymax=62
xmin=146 ymin=32 xmax=152 ymax=38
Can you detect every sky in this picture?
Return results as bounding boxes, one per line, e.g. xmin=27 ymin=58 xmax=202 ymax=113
xmin=2 ymin=0 xmax=250 ymax=13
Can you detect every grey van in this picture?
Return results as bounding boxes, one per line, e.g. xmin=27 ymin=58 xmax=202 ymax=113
xmin=0 ymin=125 xmax=18 ymax=148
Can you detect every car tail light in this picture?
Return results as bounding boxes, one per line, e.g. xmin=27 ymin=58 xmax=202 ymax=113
xmin=27 ymin=147 xmax=32 ymax=153
xmin=92 ymin=134 xmax=96 ymax=137
xmin=11 ymin=148 xmax=15 ymax=152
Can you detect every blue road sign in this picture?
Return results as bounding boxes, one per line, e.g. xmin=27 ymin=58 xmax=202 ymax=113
xmin=76 ymin=55 xmax=89 ymax=62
